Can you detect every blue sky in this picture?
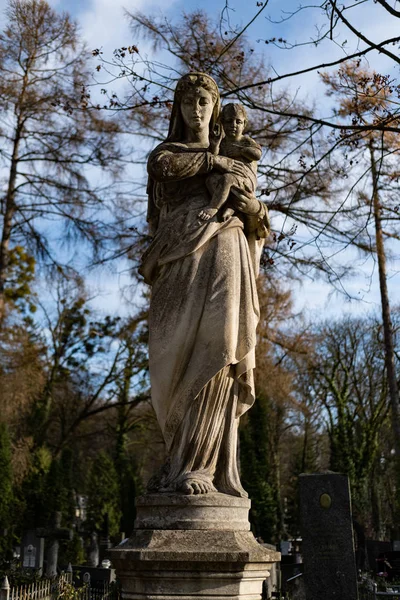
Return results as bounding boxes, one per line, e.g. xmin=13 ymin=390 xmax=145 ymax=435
xmin=1 ymin=0 xmax=399 ymax=318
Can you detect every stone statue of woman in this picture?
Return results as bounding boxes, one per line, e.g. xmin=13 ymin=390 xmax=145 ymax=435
xmin=139 ymin=72 xmax=270 ymax=498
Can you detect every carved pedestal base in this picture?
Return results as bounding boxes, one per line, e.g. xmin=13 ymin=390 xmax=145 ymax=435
xmin=109 ymin=494 xmax=280 ymax=600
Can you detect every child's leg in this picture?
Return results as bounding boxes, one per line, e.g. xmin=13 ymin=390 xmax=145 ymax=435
xmin=209 ymin=173 xmax=235 ymax=209
xmin=198 ymin=174 xmax=235 ymax=221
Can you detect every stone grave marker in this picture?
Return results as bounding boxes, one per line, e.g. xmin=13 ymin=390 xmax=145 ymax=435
xmin=86 ymin=532 xmax=99 ymax=567
xmin=299 ymin=473 xmax=358 ymax=600
xmin=21 ymin=530 xmax=44 ymax=574
xmin=37 ymin=511 xmax=72 ymax=577
xmin=280 ymin=541 xmax=291 ymax=556
xmin=99 ymin=513 xmax=111 ymax=564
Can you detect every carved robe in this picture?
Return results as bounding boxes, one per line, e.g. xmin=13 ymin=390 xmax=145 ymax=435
xmin=140 ymin=142 xmax=269 ymax=496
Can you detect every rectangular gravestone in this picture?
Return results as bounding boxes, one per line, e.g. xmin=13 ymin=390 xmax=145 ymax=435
xmin=21 ymin=530 xmax=44 ymax=575
xmin=72 ymin=566 xmax=116 ymax=588
xmin=299 ymin=473 xmax=358 ymax=600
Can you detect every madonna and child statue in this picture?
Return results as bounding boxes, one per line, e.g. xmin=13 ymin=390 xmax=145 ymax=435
xmin=139 ymin=72 xmax=270 ymax=499
xmin=111 ymin=72 xmax=278 ymax=600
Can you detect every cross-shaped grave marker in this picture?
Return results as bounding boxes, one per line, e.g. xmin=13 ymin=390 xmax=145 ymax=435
xmin=36 ymin=511 xmax=72 ymax=578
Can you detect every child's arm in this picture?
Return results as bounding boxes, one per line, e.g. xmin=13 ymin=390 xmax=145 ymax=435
xmin=240 ymin=136 xmax=262 ymax=162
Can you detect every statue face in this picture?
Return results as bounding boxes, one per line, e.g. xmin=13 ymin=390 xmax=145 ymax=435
xmin=222 ymin=113 xmax=245 ymax=140
xmin=180 ymin=87 xmax=214 ymax=134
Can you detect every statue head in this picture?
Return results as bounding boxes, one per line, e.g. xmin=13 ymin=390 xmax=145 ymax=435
xmin=221 ymin=103 xmax=247 ymax=140
xmin=167 ymin=72 xmax=220 ymax=142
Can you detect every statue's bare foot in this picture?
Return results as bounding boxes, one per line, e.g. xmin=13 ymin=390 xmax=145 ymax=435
xmin=198 ymin=208 xmax=218 ymax=221
xmin=180 ymin=478 xmax=215 ymax=495
xmin=176 ymin=473 xmax=217 ymax=495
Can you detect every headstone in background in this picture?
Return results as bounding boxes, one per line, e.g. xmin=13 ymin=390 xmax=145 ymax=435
xmin=75 ymin=495 xmax=87 ymax=525
xmin=353 ymin=518 xmax=369 ymax=572
xmin=86 ymin=532 xmax=99 ymax=567
xmin=65 ymin=563 xmax=73 ymax=583
xmin=366 ymin=540 xmax=392 ymax=575
xmin=83 ymin=572 xmax=91 ymax=585
xmin=37 ymin=511 xmax=73 ymax=578
xmin=72 ymin=565 xmax=116 ymax=588
xmin=280 ymin=539 xmax=303 ymax=599
xmin=99 ymin=513 xmax=111 ymax=564
xmin=280 ymin=541 xmax=292 ymax=556
xmin=299 ymin=473 xmax=358 ymax=600
xmin=21 ymin=530 xmax=44 ymax=574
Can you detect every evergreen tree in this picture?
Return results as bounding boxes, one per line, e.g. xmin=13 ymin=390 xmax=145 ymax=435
xmin=43 ymin=449 xmax=76 ymax=525
xmin=117 ymin=457 xmax=140 ymax=538
xmin=86 ymin=452 xmax=121 ymax=537
xmin=19 ymin=446 xmax=52 ymax=529
xmin=112 ymin=323 xmax=147 ymax=536
xmin=19 ymin=447 xmax=75 ymax=533
xmin=0 ymin=422 xmax=13 ymax=557
xmin=240 ymin=397 xmax=278 ymax=543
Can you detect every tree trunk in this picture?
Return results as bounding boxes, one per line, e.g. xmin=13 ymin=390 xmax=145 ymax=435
xmin=370 ymin=464 xmax=382 ymax=540
xmin=369 ymin=141 xmax=400 ymax=523
xmin=271 ymin=405 xmax=286 ymax=540
xmin=0 ymin=47 xmax=34 ymax=326
xmin=0 ymin=130 xmax=21 ymax=325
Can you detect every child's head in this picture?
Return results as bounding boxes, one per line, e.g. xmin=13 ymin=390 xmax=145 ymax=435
xmin=221 ymin=103 xmax=247 ymax=139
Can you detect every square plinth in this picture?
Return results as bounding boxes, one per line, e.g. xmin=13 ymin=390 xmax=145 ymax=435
xmin=109 ymin=528 xmax=280 ymax=599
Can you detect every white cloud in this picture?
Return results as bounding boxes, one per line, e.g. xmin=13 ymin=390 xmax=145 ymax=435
xmin=79 ymin=0 xmax=135 ymax=54
xmin=78 ymin=0 xmax=171 ymax=54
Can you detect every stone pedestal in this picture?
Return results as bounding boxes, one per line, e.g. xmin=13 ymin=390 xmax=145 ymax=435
xmin=109 ymin=493 xmax=280 ymax=599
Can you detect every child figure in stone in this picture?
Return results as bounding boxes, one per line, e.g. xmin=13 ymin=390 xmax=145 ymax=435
xmin=198 ymin=103 xmax=262 ymax=221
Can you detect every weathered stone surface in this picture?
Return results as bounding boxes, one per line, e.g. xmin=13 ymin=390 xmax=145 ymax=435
xmin=109 ymin=528 xmax=280 ymax=599
xmin=112 ymin=71 xmax=278 ymax=600
xmin=197 ymin=102 xmax=262 ymax=222
xmin=135 ymin=493 xmax=250 ymax=531
xmin=109 ymin=493 xmax=280 ymax=599
xmin=140 ymin=72 xmax=270 ymax=498
xmin=299 ymin=473 xmax=358 ymax=600
xmin=113 ymin=569 xmax=273 ymax=599
xmin=113 ymin=529 xmax=277 ymax=563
